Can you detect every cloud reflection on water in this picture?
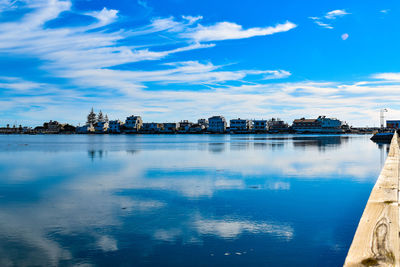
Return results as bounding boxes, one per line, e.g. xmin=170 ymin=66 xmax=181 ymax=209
xmin=0 ymin=134 xmax=385 ymax=266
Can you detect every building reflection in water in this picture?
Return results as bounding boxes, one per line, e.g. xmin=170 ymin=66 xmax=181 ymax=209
xmin=292 ymin=135 xmax=349 ymax=150
xmin=253 ymin=142 xmax=285 ymax=150
xmin=208 ymin=142 xmax=226 ymax=153
xmin=375 ymin=142 xmax=390 ymax=169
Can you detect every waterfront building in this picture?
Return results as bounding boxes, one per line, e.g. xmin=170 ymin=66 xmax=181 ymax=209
xmin=387 ymin=120 xmax=400 ymax=129
xmin=162 ymin=122 xmax=180 ymax=133
xmin=34 ymin=126 xmax=45 ymax=134
xmin=76 ymin=124 xmax=95 ymax=134
xmin=94 ymin=121 xmax=109 ymax=133
xmin=292 ymin=118 xmax=317 ymax=129
xmin=198 ymin=119 xmax=208 ymax=128
xmin=0 ymin=125 xmax=25 ymax=134
xmin=178 ymin=120 xmax=193 ymax=133
xmin=188 ymin=124 xmax=206 ymax=133
xmin=109 ymin=120 xmax=123 ymax=133
xmin=125 ymin=115 xmax=143 ymax=132
xmin=253 ymin=120 xmax=268 ymax=132
xmin=268 ymin=118 xmax=289 ymax=133
xmin=59 ymin=124 xmax=76 ymax=134
xmin=33 ymin=122 xmax=73 ymax=134
xmin=33 ymin=121 xmax=62 ymax=134
xmin=140 ymin=123 xmax=163 ymax=133
xmin=230 ymin=118 xmax=252 ymax=133
xmin=292 ymin=116 xmax=342 ymax=133
xmin=208 ymin=116 xmax=227 ymax=133
xmin=45 ymin=120 xmax=61 ymax=134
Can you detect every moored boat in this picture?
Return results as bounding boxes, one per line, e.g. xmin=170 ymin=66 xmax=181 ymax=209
xmin=370 ymin=131 xmax=394 ymax=142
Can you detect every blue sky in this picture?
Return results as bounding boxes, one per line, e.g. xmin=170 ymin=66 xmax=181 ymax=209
xmin=0 ymin=0 xmax=400 ymax=126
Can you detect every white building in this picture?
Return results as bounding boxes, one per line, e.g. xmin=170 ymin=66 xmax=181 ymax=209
xmin=109 ymin=120 xmax=123 ymax=133
xmin=198 ymin=119 xmax=208 ymax=128
xmin=253 ymin=120 xmax=268 ymax=132
xmin=319 ymin=116 xmax=341 ymax=128
xmin=125 ymin=115 xmax=142 ymax=132
xmin=95 ymin=121 xmax=109 ymax=133
xmin=208 ymin=116 xmax=227 ymax=133
xmin=76 ymin=124 xmax=95 ymax=134
xmin=292 ymin=116 xmax=342 ymax=133
xmin=230 ymin=118 xmax=252 ymax=133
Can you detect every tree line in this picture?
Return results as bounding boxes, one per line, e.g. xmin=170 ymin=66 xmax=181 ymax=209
xmin=87 ymin=108 xmax=109 ymax=125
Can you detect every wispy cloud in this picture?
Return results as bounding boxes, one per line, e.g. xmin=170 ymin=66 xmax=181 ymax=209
xmin=371 ymin=72 xmax=400 ymax=81
xmin=0 ymin=0 xmax=18 ymax=11
xmin=309 ymin=18 xmax=333 ymax=29
xmin=310 ymin=9 xmax=350 ymax=29
xmin=183 ymin=21 xmax=297 ymax=42
xmin=86 ymin=7 xmax=119 ymax=28
xmin=0 ymin=77 xmax=45 ymax=91
xmin=62 ymin=61 xmax=290 ymax=90
xmin=147 ymin=16 xmax=297 ymax=42
xmin=137 ymin=0 xmax=149 ymax=9
xmin=324 ymin=9 xmax=350 ymax=19
xmin=182 ymin=15 xmax=203 ymax=24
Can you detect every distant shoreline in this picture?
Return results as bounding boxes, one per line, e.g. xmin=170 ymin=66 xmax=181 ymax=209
xmin=0 ymin=132 xmax=374 ymax=135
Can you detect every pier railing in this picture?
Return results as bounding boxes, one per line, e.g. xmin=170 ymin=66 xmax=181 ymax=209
xmin=344 ymin=132 xmax=400 ymax=266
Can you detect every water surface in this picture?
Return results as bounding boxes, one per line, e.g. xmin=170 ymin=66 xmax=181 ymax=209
xmin=0 ymin=134 xmax=388 ymax=266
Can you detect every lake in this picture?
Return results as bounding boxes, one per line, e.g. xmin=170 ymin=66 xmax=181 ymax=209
xmin=0 ymin=134 xmax=388 ymax=266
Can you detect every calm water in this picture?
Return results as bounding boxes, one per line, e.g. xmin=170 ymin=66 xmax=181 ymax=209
xmin=0 ymin=134 xmax=389 ymax=266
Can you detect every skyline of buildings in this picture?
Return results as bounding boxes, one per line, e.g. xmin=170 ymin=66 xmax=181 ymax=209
xmin=0 ymin=109 xmax=354 ymax=134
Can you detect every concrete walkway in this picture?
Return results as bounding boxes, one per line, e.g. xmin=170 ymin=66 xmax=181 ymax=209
xmin=344 ymin=132 xmax=400 ymax=266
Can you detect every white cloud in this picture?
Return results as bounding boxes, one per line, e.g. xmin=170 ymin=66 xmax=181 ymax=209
xmin=310 ymin=18 xmax=333 ymax=29
xmin=86 ymin=7 xmax=119 ymax=28
xmin=146 ymin=17 xmax=296 ymax=42
xmin=0 ymin=77 xmax=45 ymax=91
xmin=182 ymin=15 xmax=203 ymax=24
xmin=185 ymin=21 xmax=297 ymax=42
xmin=150 ymin=16 xmax=183 ymax=32
xmin=23 ymin=0 xmax=71 ymax=28
xmin=262 ymin=70 xmax=292 ymax=80
xmin=325 ymin=9 xmax=350 ymax=19
xmin=372 ymin=72 xmax=400 ymax=81
xmin=310 ymin=9 xmax=349 ymax=29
